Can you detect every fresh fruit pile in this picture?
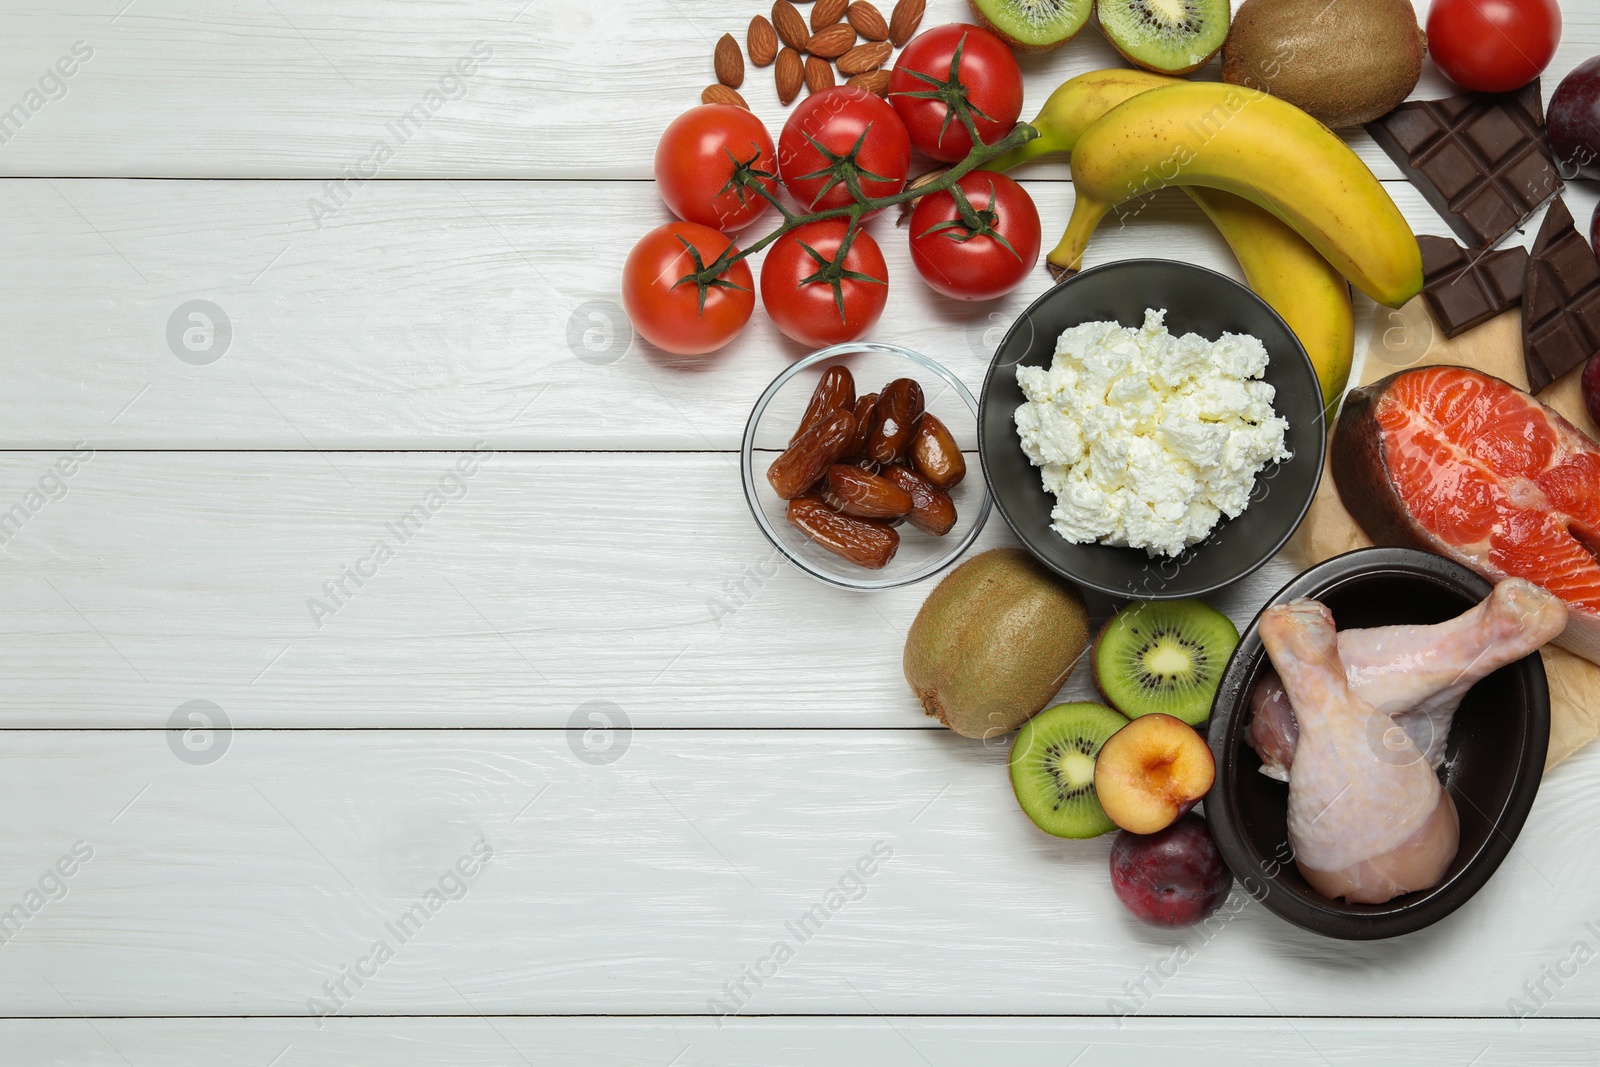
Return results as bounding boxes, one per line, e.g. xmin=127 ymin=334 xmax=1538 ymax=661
xmin=768 ymin=366 xmax=964 ymax=568
xmin=907 ymin=565 xmax=1240 ymax=925
xmin=626 ymin=23 xmax=1043 ymax=356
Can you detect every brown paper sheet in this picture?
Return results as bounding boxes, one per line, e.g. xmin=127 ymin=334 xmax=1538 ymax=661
xmin=1287 ymin=301 xmax=1600 ymax=769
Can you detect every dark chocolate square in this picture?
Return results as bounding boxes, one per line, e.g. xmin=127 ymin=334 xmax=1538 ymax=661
xmin=1523 ymin=197 xmax=1600 ymax=392
xmin=1367 ymin=81 xmax=1563 ymax=249
xmin=1416 ymin=233 xmax=1528 ymax=339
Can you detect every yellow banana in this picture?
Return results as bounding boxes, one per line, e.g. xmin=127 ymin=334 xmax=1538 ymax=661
xmin=1187 ymin=188 xmax=1354 ymax=415
xmin=982 ymin=68 xmax=1181 ymax=171
xmin=983 ymin=69 xmax=1355 ymax=413
xmin=1052 ymin=81 xmax=1423 ymax=309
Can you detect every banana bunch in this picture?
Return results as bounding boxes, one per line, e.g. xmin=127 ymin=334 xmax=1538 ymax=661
xmin=983 ymin=70 xmax=1422 ymax=415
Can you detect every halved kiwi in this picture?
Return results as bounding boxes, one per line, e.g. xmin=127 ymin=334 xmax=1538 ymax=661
xmin=1095 ymin=0 xmax=1231 ymax=75
xmin=967 ymin=0 xmax=1093 ymax=51
xmin=1093 ymin=599 xmax=1239 ymax=726
xmin=1009 ymin=702 xmax=1130 ymax=839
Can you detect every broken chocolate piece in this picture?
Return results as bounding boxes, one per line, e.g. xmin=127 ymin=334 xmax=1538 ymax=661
xmin=1523 ymin=197 xmax=1600 ymax=393
xmin=1417 ymin=234 xmax=1528 ymax=338
xmin=1366 ymin=82 xmax=1563 ymax=249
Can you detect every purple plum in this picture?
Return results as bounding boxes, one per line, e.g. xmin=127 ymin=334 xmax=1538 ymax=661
xmin=1109 ymin=812 xmax=1233 ymax=927
xmin=1549 ymin=56 xmax=1600 ymax=181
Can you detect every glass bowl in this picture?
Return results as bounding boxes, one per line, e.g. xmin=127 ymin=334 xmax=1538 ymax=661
xmin=740 ymin=342 xmax=992 ymax=591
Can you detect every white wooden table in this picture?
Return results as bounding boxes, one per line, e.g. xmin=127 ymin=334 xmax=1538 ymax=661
xmin=1 ymin=1 xmax=1598 ymax=1062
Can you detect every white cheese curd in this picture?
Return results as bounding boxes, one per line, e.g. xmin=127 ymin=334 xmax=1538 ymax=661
xmin=1013 ymin=309 xmax=1291 ymax=558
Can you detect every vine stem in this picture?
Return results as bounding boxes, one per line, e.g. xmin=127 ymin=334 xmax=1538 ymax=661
xmin=692 ymin=121 xmax=1040 ymax=285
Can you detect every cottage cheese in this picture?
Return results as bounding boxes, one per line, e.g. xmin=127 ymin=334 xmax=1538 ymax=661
xmin=1013 ymin=309 xmax=1291 ymax=558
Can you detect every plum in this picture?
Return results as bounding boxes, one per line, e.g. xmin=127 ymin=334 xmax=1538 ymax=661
xmin=1549 ymin=56 xmax=1600 ymax=181
xmin=1109 ymin=812 xmax=1233 ymax=927
xmin=1093 ymin=714 xmax=1215 ymax=835
xmin=1584 ymin=354 xmax=1600 ymax=429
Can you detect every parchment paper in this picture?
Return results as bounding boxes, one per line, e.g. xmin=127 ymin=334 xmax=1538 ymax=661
xmin=1287 ymin=301 xmax=1600 ymax=769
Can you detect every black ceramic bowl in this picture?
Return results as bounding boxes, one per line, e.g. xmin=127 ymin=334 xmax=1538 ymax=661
xmin=1206 ymin=547 xmax=1551 ymax=940
xmin=978 ymin=260 xmax=1326 ymax=599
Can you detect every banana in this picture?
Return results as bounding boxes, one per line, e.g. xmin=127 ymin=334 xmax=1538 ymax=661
xmin=982 ymin=68 xmax=1181 ymax=171
xmin=984 ymin=69 xmax=1355 ymax=413
xmin=1187 ymin=188 xmax=1354 ymax=416
xmin=1052 ymin=81 xmax=1423 ymax=309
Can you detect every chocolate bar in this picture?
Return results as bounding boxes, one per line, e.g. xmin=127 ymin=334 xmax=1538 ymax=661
xmin=1367 ymin=82 xmax=1562 ymax=249
xmin=1523 ymin=197 xmax=1600 ymax=393
xmin=1417 ymin=234 xmax=1527 ymax=338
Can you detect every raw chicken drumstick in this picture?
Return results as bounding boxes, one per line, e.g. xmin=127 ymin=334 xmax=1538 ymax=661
xmin=1262 ymin=598 xmax=1460 ymax=905
xmin=1249 ymin=578 xmax=1567 ymax=780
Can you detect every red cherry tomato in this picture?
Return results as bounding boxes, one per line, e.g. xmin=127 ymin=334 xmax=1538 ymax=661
xmin=909 ymin=173 xmax=1041 ymax=301
xmin=622 ymin=222 xmax=754 ymax=355
xmin=889 ymin=23 xmax=1023 ymax=162
xmin=778 ymin=87 xmax=912 ymax=213
xmin=1426 ymin=0 xmax=1561 ymax=94
xmin=653 ymin=104 xmax=779 ymax=232
xmin=760 ymin=219 xmax=889 ymax=347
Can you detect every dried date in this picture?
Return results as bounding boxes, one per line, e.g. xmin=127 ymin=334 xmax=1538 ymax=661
xmin=909 ymin=412 xmax=966 ymax=488
xmin=787 ymin=494 xmax=900 ymax=569
xmin=866 ymin=377 xmax=924 ymax=465
xmin=882 ymin=463 xmax=957 ymax=536
xmin=767 ymin=408 xmax=856 ymax=499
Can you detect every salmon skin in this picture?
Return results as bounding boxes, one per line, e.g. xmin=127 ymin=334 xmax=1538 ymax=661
xmin=1334 ymin=365 xmax=1600 ymax=666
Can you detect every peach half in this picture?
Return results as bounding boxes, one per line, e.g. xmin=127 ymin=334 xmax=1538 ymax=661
xmin=1093 ymin=713 xmax=1216 ymax=835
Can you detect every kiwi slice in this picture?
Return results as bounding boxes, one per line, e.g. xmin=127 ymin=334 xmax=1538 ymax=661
xmin=1096 ymin=0 xmax=1231 ymax=75
xmin=967 ymin=0 xmax=1093 ymax=51
xmin=1094 ymin=600 xmax=1239 ymax=726
xmin=1009 ymin=702 xmax=1130 ymax=839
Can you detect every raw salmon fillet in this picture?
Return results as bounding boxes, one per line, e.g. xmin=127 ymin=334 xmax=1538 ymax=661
xmin=1334 ymin=365 xmax=1600 ymax=665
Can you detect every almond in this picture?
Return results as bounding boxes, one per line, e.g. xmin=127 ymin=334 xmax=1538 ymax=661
xmin=747 ymin=15 xmax=779 ymax=67
xmin=811 ymin=0 xmax=848 ymax=31
xmin=776 ymin=46 xmax=805 ymax=105
xmin=702 ymin=84 xmax=750 ymax=110
xmin=806 ymin=22 xmax=856 ymax=59
xmin=846 ymin=69 xmax=892 ymax=97
xmin=804 ymin=54 xmax=836 ymax=94
xmin=836 ymin=40 xmax=891 ymax=75
xmin=847 ymin=1 xmax=890 ymax=41
xmin=888 ymin=0 xmax=924 ymax=47
xmin=772 ymin=0 xmax=810 ymax=52
xmin=714 ymin=33 xmax=745 ymax=88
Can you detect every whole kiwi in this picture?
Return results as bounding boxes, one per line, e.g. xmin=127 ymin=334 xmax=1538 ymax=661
xmin=904 ymin=548 xmax=1090 ymax=739
xmin=1222 ymin=0 xmax=1426 ymax=129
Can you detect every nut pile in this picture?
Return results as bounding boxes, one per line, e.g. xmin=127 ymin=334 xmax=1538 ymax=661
xmin=768 ymin=365 xmax=965 ymax=569
xmin=703 ymin=0 xmax=926 ymax=110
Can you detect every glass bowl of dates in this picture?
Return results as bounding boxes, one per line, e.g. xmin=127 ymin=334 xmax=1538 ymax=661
xmin=740 ymin=343 xmax=992 ymax=590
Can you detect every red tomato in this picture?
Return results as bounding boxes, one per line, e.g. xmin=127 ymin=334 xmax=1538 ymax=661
xmin=889 ymin=24 xmax=1023 ymax=162
xmin=654 ymin=104 xmax=779 ymax=232
xmin=622 ymin=222 xmax=754 ymax=355
xmin=760 ymin=220 xmax=889 ymax=347
xmin=1426 ymin=0 xmax=1561 ymax=94
xmin=908 ymin=173 xmax=1041 ymax=301
xmin=778 ymin=87 xmax=911 ymax=213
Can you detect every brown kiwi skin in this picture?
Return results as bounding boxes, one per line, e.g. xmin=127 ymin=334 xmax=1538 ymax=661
xmin=965 ymin=0 xmax=1089 ymax=52
xmin=1097 ymin=2 xmax=1224 ymax=76
xmin=1221 ymin=0 xmax=1426 ymax=128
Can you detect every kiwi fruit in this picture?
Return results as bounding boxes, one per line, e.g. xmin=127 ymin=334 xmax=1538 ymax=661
xmin=1222 ymin=0 xmax=1425 ymax=128
xmin=1095 ymin=0 xmax=1231 ymax=75
xmin=1009 ymin=702 xmax=1130 ymax=838
xmin=1093 ymin=599 xmax=1239 ymax=726
xmin=967 ymin=0 xmax=1093 ymax=52
xmin=904 ymin=548 xmax=1090 ymax=740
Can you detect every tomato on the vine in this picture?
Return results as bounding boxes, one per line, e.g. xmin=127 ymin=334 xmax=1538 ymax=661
xmin=760 ymin=219 xmax=889 ymax=347
xmin=654 ymin=104 xmax=779 ymax=232
xmin=889 ymin=24 xmax=1023 ymax=162
xmin=1427 ymin=0 xmax=1561 ymax=94
xmin=908 ymin=173 xmax=1040 ymax=301
xmin=622 ymin=222 xmax=754 ymax=355
xmin=778 ymin=86 xmax=911 ymax=213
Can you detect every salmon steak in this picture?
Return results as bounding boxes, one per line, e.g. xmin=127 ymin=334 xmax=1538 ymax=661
xmin=1334 ymin=365 xmax=1600 ymax=666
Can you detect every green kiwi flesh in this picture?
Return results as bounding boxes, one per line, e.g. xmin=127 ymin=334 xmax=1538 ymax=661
xmin=1009 ymin=702 xmax=1129 ymax=839
xmin=1093 ymin=599 xmax=1239 ymax=726
xmin=967 ymin=0 xmax=1093 ymax=51
xmin=1096 ymin=0 xmax=1231 ymax=75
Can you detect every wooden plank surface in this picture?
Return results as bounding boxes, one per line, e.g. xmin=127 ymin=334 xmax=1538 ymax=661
xmin=4 ymin=1017 xmax=1599 ymax=1066
xmin=0 ymin=178 xmax=1593 ymax=451
xmin=0 ymin=730 xmax=1597 ymax=1017
xmin=0 ymin=0 xmax=1595 ymax=180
